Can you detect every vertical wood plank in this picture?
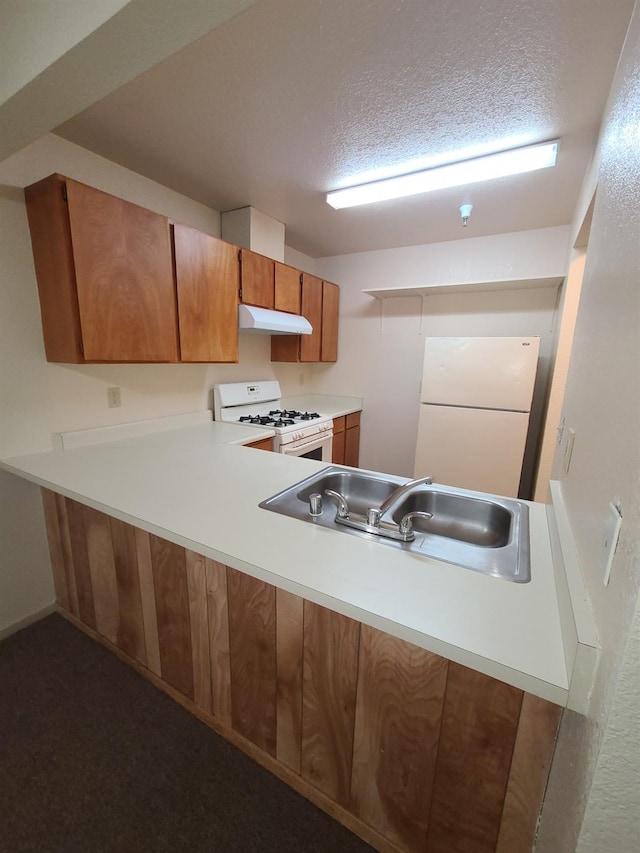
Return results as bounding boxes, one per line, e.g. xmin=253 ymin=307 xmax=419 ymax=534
xmin=226 ymin=566 xmax=277 ymax=755
xmin=351 ymin=626 xmax=449 ymax=851
xmin=205 ymin=558 xmax=232 ymax=725
xmin=426 ymin=663 xmax=524 ymax=853
xmin=54 ymin=493 xmax=79 ymax=617
xmin=83 ymin=506 xmax=119 ymax=644
xmin=110 ymin=518 xmax=146 ymax=665
xmin=301 ymin=602 xmax=360 ymax=806
xmin=185 ymin=550 xmax=212 ymax=713
xmin=150 ymin=535 xmax=194 ymax=699
xmin=64 ymin=499 xmax=96 ymax=629
xmin=41 ymin=489 xmax=69 ymax=610
xmin=495 ymin=696 xmax=562 ymax=853
xmin=134 ymin=528 xmax=161 ymax=676
xmin=276 ymin=589 xmax=304 ymax=773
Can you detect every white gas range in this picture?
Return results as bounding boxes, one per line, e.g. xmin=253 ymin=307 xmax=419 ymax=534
xmin=213 ymin=380 xmax=333 ymax=460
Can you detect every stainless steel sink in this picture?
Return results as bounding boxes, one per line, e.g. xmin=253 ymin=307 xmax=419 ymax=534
xmin=259 ymin=466 xmax=530 ymax=582
xmin=296 ymin=469 xmax=401 ymax=515
xmin=389 ymin=491 xmax=512 ymax=547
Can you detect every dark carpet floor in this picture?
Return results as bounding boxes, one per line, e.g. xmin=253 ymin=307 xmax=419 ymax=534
xmin=0 ymin=614 xmax=373 ymax=853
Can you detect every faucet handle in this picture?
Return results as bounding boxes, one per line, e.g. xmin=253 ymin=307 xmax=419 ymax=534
xmin=399 ymin=510 xmax=433 ymax=535
xmin=324 ymin=489 xmax=349 ymax=519
xmin=366 ymin=507 xmax=381 ymax=527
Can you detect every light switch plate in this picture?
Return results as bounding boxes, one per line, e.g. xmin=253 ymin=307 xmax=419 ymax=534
xmin=602 ymin=502 xmax=622 ymax=586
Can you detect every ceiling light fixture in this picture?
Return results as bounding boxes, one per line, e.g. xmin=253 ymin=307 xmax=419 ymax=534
xmin=459 ymin=204 xmax=473 ymax=227
xmin=326 ymin=140 xmax=559 ymax=210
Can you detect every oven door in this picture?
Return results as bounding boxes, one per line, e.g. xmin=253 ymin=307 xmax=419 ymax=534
xmin=278 ymin=431 xmax=333 ymax=461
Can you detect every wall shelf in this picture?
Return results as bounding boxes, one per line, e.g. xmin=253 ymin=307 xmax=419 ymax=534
xmin=362 ymin=276 xmax=564 ymax=299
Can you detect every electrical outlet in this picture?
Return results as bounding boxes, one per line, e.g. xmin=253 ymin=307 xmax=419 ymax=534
xmin=602 ymin=502 xmax=622 ymax=586
xmin=107 ymin=387 xmax=121 ymax=408
xmin=563 ymin=428 xmax=576 ymax=474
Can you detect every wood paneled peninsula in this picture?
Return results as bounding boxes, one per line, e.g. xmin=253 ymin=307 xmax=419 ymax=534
xmin=1 ymin=420 xmax=594 ymax=853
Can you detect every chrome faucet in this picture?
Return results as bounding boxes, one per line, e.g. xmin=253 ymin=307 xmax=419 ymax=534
xmin=324 ymin=489 xmax=349 ymax=518
xmin=376 ymin=475 xmax=433 ymax=517
xmin=323 ymin=475 xmax=434 ymax=543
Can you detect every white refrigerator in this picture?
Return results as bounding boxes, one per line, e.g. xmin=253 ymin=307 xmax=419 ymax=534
xmin=414 ymin=336 xmax=540 ymax=497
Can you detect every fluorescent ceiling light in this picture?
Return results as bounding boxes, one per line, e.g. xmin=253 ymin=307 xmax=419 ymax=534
xmin=326 ymin=140 xmax=559 ymax=209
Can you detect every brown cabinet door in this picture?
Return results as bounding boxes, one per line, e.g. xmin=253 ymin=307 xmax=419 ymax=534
xmin=24 ymin=174 xmax=85 ymax=363
xmin=344 ymin=412 xmax=361 ymax=467
xmin=271 ymin=272 xmax=323 ymax=362
xmin=240 ymin=249 xmax=275 ymax=308
xmin=66 ymin=179 xmax=179 ymax=362
xmin=332 ymin=429 xmax=345 ymax=465
xmin=300 ymin=273 xmax=323 ymax=362
xmin=174 ymin=224 xmax=239 ymax=362
xmin=274 ymin=262 xmax=301 ymax=314
xmin=321 ymin=281 xmax=339 ymax=362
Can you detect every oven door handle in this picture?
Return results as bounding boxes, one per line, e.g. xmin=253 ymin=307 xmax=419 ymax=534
xmin=280 ymin=431 xmax=333 ymax=454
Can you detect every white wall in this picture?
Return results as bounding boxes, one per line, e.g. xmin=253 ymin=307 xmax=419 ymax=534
xmin=535 ymin=3 xmax=640 ymax=850
xmin=0 ymin=0 xmax=260 ymax=162
xmin=533 ymin=249 xmax=586 ymax=501
xmin=0 ymin=0 xmax=130 ymax=105
xmin=0 ymin=134 xmax=293 ymax=634
xmin=313 ymin=226 xmax=571 ymax=483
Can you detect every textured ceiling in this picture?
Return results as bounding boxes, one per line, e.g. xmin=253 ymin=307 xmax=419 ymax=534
xmin=55 ymin=0 xmax=634 ymax=258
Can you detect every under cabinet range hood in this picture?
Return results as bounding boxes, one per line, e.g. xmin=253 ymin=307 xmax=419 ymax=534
xmin=238 ymin=304 xmax=312 ymax=335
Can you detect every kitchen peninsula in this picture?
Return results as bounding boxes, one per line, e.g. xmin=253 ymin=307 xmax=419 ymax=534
xmin=0 ymin=415 xmax=595 ymax=853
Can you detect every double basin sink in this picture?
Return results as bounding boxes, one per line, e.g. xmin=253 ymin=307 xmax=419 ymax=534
xmin=259 ymin=466 xmax=530 ymax=582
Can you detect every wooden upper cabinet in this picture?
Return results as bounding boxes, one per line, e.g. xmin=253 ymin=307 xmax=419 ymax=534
xmin=240 ymin=249 xmax=275 ymax=308
xmin=174 ymin=224 xmax=239 ymax=363
xmin=24 ymin=175 xmax=85 ymax=363
xmin=66 ymin=179 xmax=179 ymax=362
xmin=24 ymin=174 xmax=179 ymax=363
xmin=321 ymin=281 xmax=339 ymax=362
xmin=25 ymin=174 xmax=342 ymax=366
xmin=300 ymin=273 xmax=323 ymax=362
xmin=271 ymin=273 xmax=337 ymax=363
xmin=274 ymin=262 xmax=301 ymax=314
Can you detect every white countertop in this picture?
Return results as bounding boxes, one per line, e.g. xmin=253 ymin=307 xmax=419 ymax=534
xmin=1 ymin=419 xmax=579 ymax=706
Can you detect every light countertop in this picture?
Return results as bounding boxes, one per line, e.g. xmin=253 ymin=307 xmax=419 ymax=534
xmin=1 ymin=417 xmax=586 ymax=707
